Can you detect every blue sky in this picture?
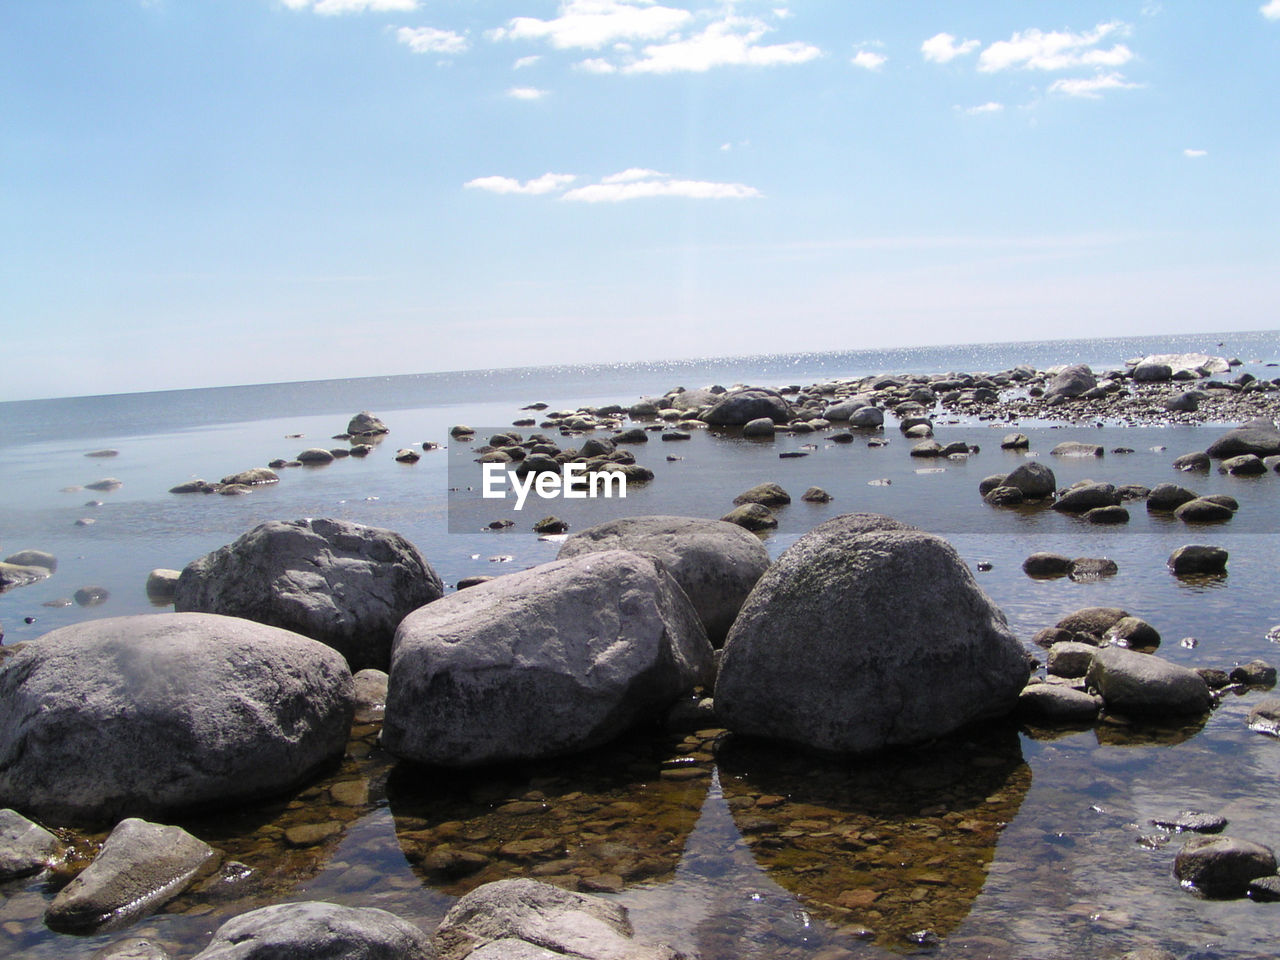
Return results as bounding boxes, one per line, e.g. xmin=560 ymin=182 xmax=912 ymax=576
xmin=3 ymin=1 xmax=1278 ymax=401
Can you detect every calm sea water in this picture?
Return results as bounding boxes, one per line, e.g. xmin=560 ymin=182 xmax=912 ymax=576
xmin=1 ymin=329 xmax=1279 ymax=959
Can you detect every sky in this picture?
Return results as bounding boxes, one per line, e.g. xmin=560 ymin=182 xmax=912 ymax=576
xmin=2 ymin=1 xmax=1278 ymax=401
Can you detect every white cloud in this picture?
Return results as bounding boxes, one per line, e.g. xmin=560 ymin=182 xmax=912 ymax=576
xmin=1184 ymin=148 xmax=1208 ymax=158
xmin=397 ymin=26 xmax=468 ymax=55
xmin=1263 ymin=0 xmax=1280 ymax=19
xmin=563 ymin=177 xmax=762 ymax=202
xmin=1048 ymin=71 xmax=1142 ymax=98
xmin=623 ymin=15 xmax=821 ymax=74
xmin=507 ymin=87 xmax=549 ymax=100
xmin=851 ymin=50 xmax=887 ymax=71
xmin=490 ymin=0 xmax=691 ymax=50
xmin=921 ymin=32 xmax=979 ymax=63
xmin=513 ymin=55 xmax=542 ymax=69
xmin=601 ymin=168 xmax=667 ymax=183
xmin=283 ymin=0 xmax=417 ymax=12
xmin=962 ymin=101 xmax=1004 ymax=115
xmin=978 ymin=22 xmax=1133 ymax=72
xmin=465 ymin=173 xmax=577 ymax=195
xmin=575 ymin=57 xmax=618 ymax=73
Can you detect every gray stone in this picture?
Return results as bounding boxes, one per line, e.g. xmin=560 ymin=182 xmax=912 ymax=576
xmin=383 ymin=551 xmax=714 ymax=766
xmin=741 ymin=417 xmax=776 ymax=439
xmin=1247 ymin=875 xmax=1280 ymax=902
xmin=557 ymin=516 xmax=770 ymax=645
xmin=1165 ymin=392 xmax=1201 ymax=413
xmin=1047 ymin=641 xmax=1098 ymax=678
xmin=218 ymin=468 xmax=278 ymax=487
xmin=1247 ymin=698 xmax=1280 ymax=737
xmin=1067 ymin=557 xmax=1119 ymax=581
xmin=0 ymin=808 xmax=63 ymax=880
xmin=1003 ymin=461 xmax=1056 ymax=499
xmin=353 ymin=668 xmax=388 ymax=723
xmin=701 ymin=388 xmax=792 ymax=426
xmin=714 ymin=515 xmax=1030 ymax=753
xmin=3 ymin=550 xmax=56 ymax=573
xmin=145 ymin=569 xmax=180 ymax=603
xmin=191 ymin=901 xmax=434 ymax=960
xmin=1230 ymin=660 xmax=1277 ymax=686
xmin=296 ymin=448 xmax=335 ymax=464
xmin=823 ymin=399 xmax=867 ymax=421
xmin=719 ymin=503 xmax=777 ymax=532
xmin=1169 ymin=545 xmax=1228 ymax=576
xmin=1050 ymin=441 xmax=1104 ymax=458
xmin=1086 ymin=647 xmax=1212 ymax=717
xmin=1147 ymin=483 xmax=1199 ymax=512
xmin=1220 ymin=454 xmax=1267 ymax=476
xmin=1151 ymin=811 xmax=1227 ymax=834
xmin=45 ymin=818 xmax=216 ymax=934
xmin=1105 ymin=616 xmax=1161 ymax=650
xmin=1022 ymin=553 xmax=1072 ymax=578
xmin=1055 ymin=607 xmax=1129 ymax=636
xmin=1085 ymin=505 xmax=1129 ymax=524
xmin=1174 ymin=498 xmax=1234 ymax=523
xmin=983 ymin=485 xmax=1023 ymax=506
xmin=434 ymin=878 xmax=679 ymax=960
xmin=800 ymin=486 xmax=832 ymax=503
xmin=1051 ymin=482 xmax=1119 ymax=513
xmin=347 ymin=411 xmax=390 ymax=436
xmin=175 ymin=518 xmax=442 ymax=672
xmin=1016 ymin=684 xmax=1102 ymax=723
xmin=1132 ymin=361 xmax=1173 ymax=382
xmin=978 ymin=474 xmax=1007 ymax=496
xmin=849 ymin=405 xmax=885 ymax=428
xmin=1044 ymin=364 xmax=1096 ymax=399
xmin=0 ymin=613 xmax=353 ymax=823
xmin=1174 ymin=836 xmax=1277 ymax=898
xmin=0 ymin=562 xmax=52 ymax=591
xmin=1000 ymin=433 xmax=1030 ymax=450
xmin=1172 ymin=451 xmax=1211 ymax=471
xmin=85 ymin=478 xmax=124 ymax=491
xmin=909 ymin=440 xmax=943 ymax=458
xmin=732 ymin=482 xmax=790 ymax=507
xmin=91 ymin=937 xmax=173 ymax=960
xmin=1205 ymin=419 xmax=1280 ymax=459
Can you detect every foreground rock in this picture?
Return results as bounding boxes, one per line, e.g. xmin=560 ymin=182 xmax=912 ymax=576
xmin=0 ymin=613 xmax=353 ymax=823
xmin=1174 ymin=836 xmax=1277 ymax=898
xmin=715 ymin=514 xmax=1030 ymax=753
xmin=1085 ymin=647 xmax=1212 ymax=717
xmin=175 ymin=518 xmax=443 ymax=672
xmin=0 ymin=808 xmax=63 ymax=880
xmin=192 ymin=902 xmax=433 ymax=960
xmin=45 ymin=819 xmax=216 ymax=934
xmin=557 ymin=516 xmax=770 ymax=645
xmin=383 ymin=551 xmax=714 ymax=766
xmin=435 ymin=878 xmax=680 ymax=960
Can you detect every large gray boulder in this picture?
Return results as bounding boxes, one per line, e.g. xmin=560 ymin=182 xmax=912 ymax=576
xmin=0 ymin=613 xmax=354 ymax=824
xmin=1003 ymin=462 xmax=1056 ymax=499
xmin=191 ymin=901 xmax=434 ymax=960
xmin=1205 ymin=419 xmax=1280 ymax=459
xmin=557 ymin=516 xmax=770 ymax=645
xmin=383 ymin=551 xmax=714 ymax=767
xmin=701 ymin=388 xmax=792 ymax=426
xmin=45 ymin=818 xmax=216 ymax=934
xmin=1044 ymin=364 xmax=1097 ymax=399
xmin=434 ymin=878 xmax=679 ymax=960
xmin=175 ymin=518 xmax=443 ymax=672
xmin=714 ymin=514 xmax=1031 ymax=753
xmin=1085 ymin=647 xmax=1212 ymax=717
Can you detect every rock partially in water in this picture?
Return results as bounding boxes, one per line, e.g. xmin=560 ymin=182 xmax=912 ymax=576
xmin=732 ymin=482 xmax=790 ymax=507
xmin=191 ymin=901 xmax=433 ymax=960
xmin=719 ymin=503 xmax=777 ymax=532
xmin=297 ymin=448 xmax=335 ymax=465
xmin=1051 ymin=481 xmax=1118 ymax=513
xmin=557 ymin=515 xmax=770 ymax=645
xmin=1220 ymin=453 xmax=1268 ymax=476
xmin=1068 ymin=557 xmax=1119 ymax=581
xmin=1046 ymin=642 xmax=1098 ymax=678
xmin=1050 ymin=441 xmax=1103 ymax=458
xmin=175 ymin=518 xmax=443 ymax=672
xmin=1105 ymin=616 xmax=1162 ymax=651
xmin=1003 ymin=461 xmax=1056 ymax=499
xmin=1174 ymin=498 xmax=1234 ymax=524
xmin=1147 ymin=483 xmax=1199 ymax=512
xmin=1151 ymin=811 xmax=1227 ymax=834
xmin=1230 ymin=660 xmax=1277 ymax=687
xmin=347 ymin=411 xmax=390 ymax=436
xmin=4 ymin=549 xmax=56 ymax=573
xmin=701 ymin=388 xmax=792 ymax=426
xmin=1086 ymin=647 xmax=1212 ymax=718
xmin=1174 ymin=835 xmax=1277 ymax=898
xmin=0 ymin=808 xmax=63 ymax=880
xmin=145 ymin=569 xmax=180 ymax=603
xmin=45 ymin=818 xmax=216 ymax=934
xmin=1056 ymin=607 xmax=1129 ymax=638
xmin=801 ymin=486 xmax=832 ymax=503
xmin=1022 ymin=553 xmax=1072 ymax=578
xmin=741 ymin=417 xmax=775 ymax=439
xmin=434 ymin=878 xmax=679 ymax=960
xmin=0 ymin=561 xmax=52 ymax=592
xmin=1016 ymin=683 xmax=1102 ymax=723
xmin=74 ymin=585 xmax=110 ymax=606
xmin=352 ymin=668 xmax=388 ymax=723
xmin=1205 ymin=418 xmax=1280 ymax=459
xmin=218 ymin=468 xmax=278 ymax=487
xmin=1172 ymin=451 xmax=1211 ymax=471
xmin=0 ymin=613 xmax=354 ymax=824
xmin=1044 ymin=365 xmax=1096 ymax=400
xmin=715 ymin=514 xmax=1030 ymax=753
xmin=384 ymin=551 xmax=713 ymax=767
xmin=85 ymin=478 xmax=124 ymax=492
xmin=92 ymin=936 xmax=172 ymax=960
xmin=1085 ymin=504 xmax=1130 ymax=525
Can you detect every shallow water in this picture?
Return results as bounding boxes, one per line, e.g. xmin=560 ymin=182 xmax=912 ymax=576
xmin=2 ymin=334 xmax=1279 ymax=958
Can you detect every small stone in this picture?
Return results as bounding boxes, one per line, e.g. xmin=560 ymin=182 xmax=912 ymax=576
xmin=800 ymin=487 xmax=832 ymax=503
xmin=1230 ymin=660 xmax=1277 ymax=687
xmin=1151 ymin=811 xmax=1228 ymax=834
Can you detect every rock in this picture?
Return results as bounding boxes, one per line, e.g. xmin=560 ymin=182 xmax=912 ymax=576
xmin=297 ymin=448 xmax=335 ymax=464
xmin=1174 ymin=836 xmax=1277 ymax=898
xmin=1105 ymin=616 xmax=1161 ymax=650
xmin=1022 ymin=553 xmax=1073 ymax=578
xmin=169 ymin=480 xmax=214 ymax=494
xmin=1147 ymin=483 xmax=1199 ymax=512
xmin=1174 ymin=498 xmax=1234 ymax=523
xmin=0 ymin=561 xmax=52 ymax=591
xmin=85 ymin=449 xmax=119 ymax=458
xmin=702 ymin=388 xmax=792 ymax=426
xmin=352 ymin=668 xmax=388 ymax=723
xmin=1000 ymin=433 xmax=1030 ymax=450
xmin=983 ymin=486 xmax=1023 ymax=506
xmin=719 ymin=503 xmax=778 ymax=532
xmin=1047 ymin=642 xmax=1098 ymax=678
xmin=1032 ymin=627 xmax=1079 ymax=649
xmin=45 ymin=818 xmax=216 ymax=934
xmin=0 ymin=808 xmax=63 ymax=880
xmin=978 ymin=474 xmax=1007 ymax=496
xmin=451 ymin=425 xmax=476 ymax=438
xmin=1068 ymin=557 xmax=1119 ymax=581
xmin=1132 ymin=361 xmax=1173 ymax=382
xmin=1051 ymin=482 xmax=1119 ymax=513
xmin=0 ymin=613 xmax=354 ymax=823
xmin=1248 ymin=876 xmax=1280 ymax=902
xmin=801 ymin=486 xmax=832 ymax=503
xmin=613 ymin=427 xmax=648 ymax=443
xmin=91 ymin=936 xmax=172 ymax=960
xmin=3 ymin=549 xmax=56 ymax=573
xmin=86 ymin=478 xmax=124 ymax=491
xmin=557 ymin=516 xmax=770 ymax=645
xmin=532 ymin=516 xmax=568 ymax=534
xmin=714 ymin=514 xmax=1030 ymax=753
xmin=1247 ymin=699 xmax=1280 ymax=737
xmin=849 ymin=406 xmax=885 ymax=428
xmin=394 ymin=448 xmax=420 ymax=463
xmin=741 ymin=417 xmax=776 ymax=439
xmin=1172 ymin=451 xmax=1211 ymax=471
xmin=732 ymin=482 xmax=790 ymax=507
xmin=1085 ymin=505 xmax=1129 ymax=524
xmin=175 ymin=518 xmax=442 ymax=672
xmin=1016 ymin=684 xmax=1102 ymax=723
xmin=191 ymin=901 xmax=434 ymax=960
xmin=1165 ymin=392 xmax=1201 ymax=413
xmin=383 ymin=551 xmax=714 ymax=766
xmin=823 ymin=399 xmax=866 ymax=421
xmin=1044 ymin=364 xmax=1096 ymax=399
xmin=347 ymin=411 xmax=390 ymax=436
xmin=910 ymin=440 xmax=943 ymax=458
xmin=1151 ymin=811 xmax=1228 ymax=834
xmin=1168 ymin=545 xmax=1228 ymax=575
xmin=1230 ymin=660 xmax=1277 ymax=686
xmin=218 ymin=484 xmax=254 ymax=496
xmin=144 ymin=569 xmax=180 ymax=602
xmin=1003 ymin=462 xmax=1056 ymax=499
xmin=74 ymin=585 xmax=110 ymax=606
xmin=434 ymin=878 xmax=679 ymax=960
xmin=456 ymin=576 xmax=494 ymax=590
xmin=1220 ymin=454 xmax=1267 ymax=476
xmin=1205 ymin=419 xmax=1280 ymax=459
xmin=1057 ymin=607 xmax=1130 ymax=637
xmin=1085 ymin=647 xmax=1212 ymax=717
xmin=218 ymin=468 xmax=278 ymax=486
xmin=1050 ymin=441 xmax=1104 ymax=458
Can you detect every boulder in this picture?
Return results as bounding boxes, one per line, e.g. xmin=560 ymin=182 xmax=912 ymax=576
xmin=0 ymin=561 xmax=52 ymax=592
xmin=1051 ymin=482 xmax=1119 ymax=513
xmin=1022 ymin=553 xmax=1073 ymax=578
xmin=45 ymin=818 xmax=216 ymax=934
xmin=352 ymin=668 xmax=388 ymax=723
xmin=0 ymin=613 xmax=353 ymax=824
xmin=849 ymin=406 xmax=885 ymax=428
xmin=1000 ymin=433 xmax=1030 ymax=450
xmin=1169 ymin=545 xmax=1228 ymax=576
xmin=1105 ymin=616 xmax=1161 ymax=650
xmin=719 ymin=503 xmax=777 ymax=532
xmin=1174 ymin=836 xmax=1277 ymax=898
xmin=1050 ymin=441 xmax=1104 ymax=458
xmin=1165 ymin=392 xmax=1201 ymax=413
xmin=1205 ymin=419 xmax=1280 ymax=459
xmin=800 ymin=486 xmax=832 ymax=503
xmin=1016 ymin=684 xmax=1102 ymax=723
xmin=383 ymin=551 xmax=714 ymax=766
xmin=1085 ymin=505 xmax=1129 ymax=524
xmin=1147 ymin=483 xmax=1199 ymax=512
xmin=175 ymin=518 xmax=442 ymax=672
xmin=218 ymin=468 xmax=278 ymax=487
xmin=1067 ymin=557 xmax=1118 ymax=581
xmin=144 ymin=569 xmax=180 ymax=603
xmin=557 ymin=516 xmax=770 ymax=645
xmin=741 ymin=417 xmax=776 ymax=439
xmin=0 ymin=808 xmax=63 ymax=880
xmin=296 ymin=448 xmax=335 ymax=465
xmin=88 ymin=936 xmax=171 ymax=960
xmin=434 ymin=878 xmax=679 ymax=960
xmin=823 ymin=399 xmax=866 ymax=421
xmin=1056 ymin=607 xmax=1129 ymax=637
xmin=1047 ymin=642 xmax=1098 ymax=678
xmin=191 ymin=901 xmax=434 ymax=960
xmin=1132 ymin=361 xmax=1173 ymax=382
xmin=1220 ymin=454 xmax=1267 ymax=476
xmin=1002 ymin=462 xmax=1057 ymax=500
xmin=733 ymin=482 xmax=790 ymax=507
xmin=1044 ymin=364 xmax=1096 ymax=399
xmin=347 ymin=411 xmax=390 ymax=436
xmin=1172 ymin=451 xmax=1211 ymax=471
xmin=3 ymin=549 xmax=56 ymax=573
xmin=1174 ymin=498 xmax=1234 ymax=523
xmin=714 ymin=514 xmax=1031 ymax=753
xmin=701 ymin=388 xmax=792 ymax=426
xmin=983 ymin=486 xmax=1023 ymax=506
xmin=1085 ymin=647 xmax=1212 ymax=717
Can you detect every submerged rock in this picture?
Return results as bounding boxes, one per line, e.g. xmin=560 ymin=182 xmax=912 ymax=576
xmin=1174 ymin=836 xmax=1277 ymax=898
xmin=191 ymin=901 xmax=434 ymax=960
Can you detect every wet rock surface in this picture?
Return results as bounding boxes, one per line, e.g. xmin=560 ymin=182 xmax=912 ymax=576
xmin=191 ymin=901 xmax=433 ymax=960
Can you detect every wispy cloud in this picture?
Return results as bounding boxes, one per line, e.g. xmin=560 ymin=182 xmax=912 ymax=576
xmin=622 ymin=15 xmax=821 ymax=73
xmin=601 ymin=168 xmax=667 ymax=183
xmin=575 ymin=57 xmax=618 ymax=73
xmin=851 ymin=49 xmax=887 ymax=71
xmin=513 ymin=55 xmax=542 ymax=69
xmin=978 ymin=22 xmax=1133 ymax=72
xmin=283 ymin=0 xmax=417 ymax=13
xmin=507 ymin=87 xmax=548 ymax=100
xmin=1264 ymin=0 xmax=1280 ymax=19
xmin=396 ymin=26 xmax=468 ymax=54
xmin=465 ymin=173 xmax=577 ymax=195
xmin=1048 ymin=71 xmax=1142 ymax=98
xmin=961 ymin=101 xmax=1004 ymax=115
xmin=1184 ymin=148 xmax=1208 ymax=158
xmin=489 ymin=0 xmax=691 ymax=50
xmin=921 ymin=32 xmax=979 ymax=63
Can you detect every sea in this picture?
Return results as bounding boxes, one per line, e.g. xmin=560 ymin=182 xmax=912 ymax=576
xmin=1 ymin=329 xmax=1279 ymax=959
